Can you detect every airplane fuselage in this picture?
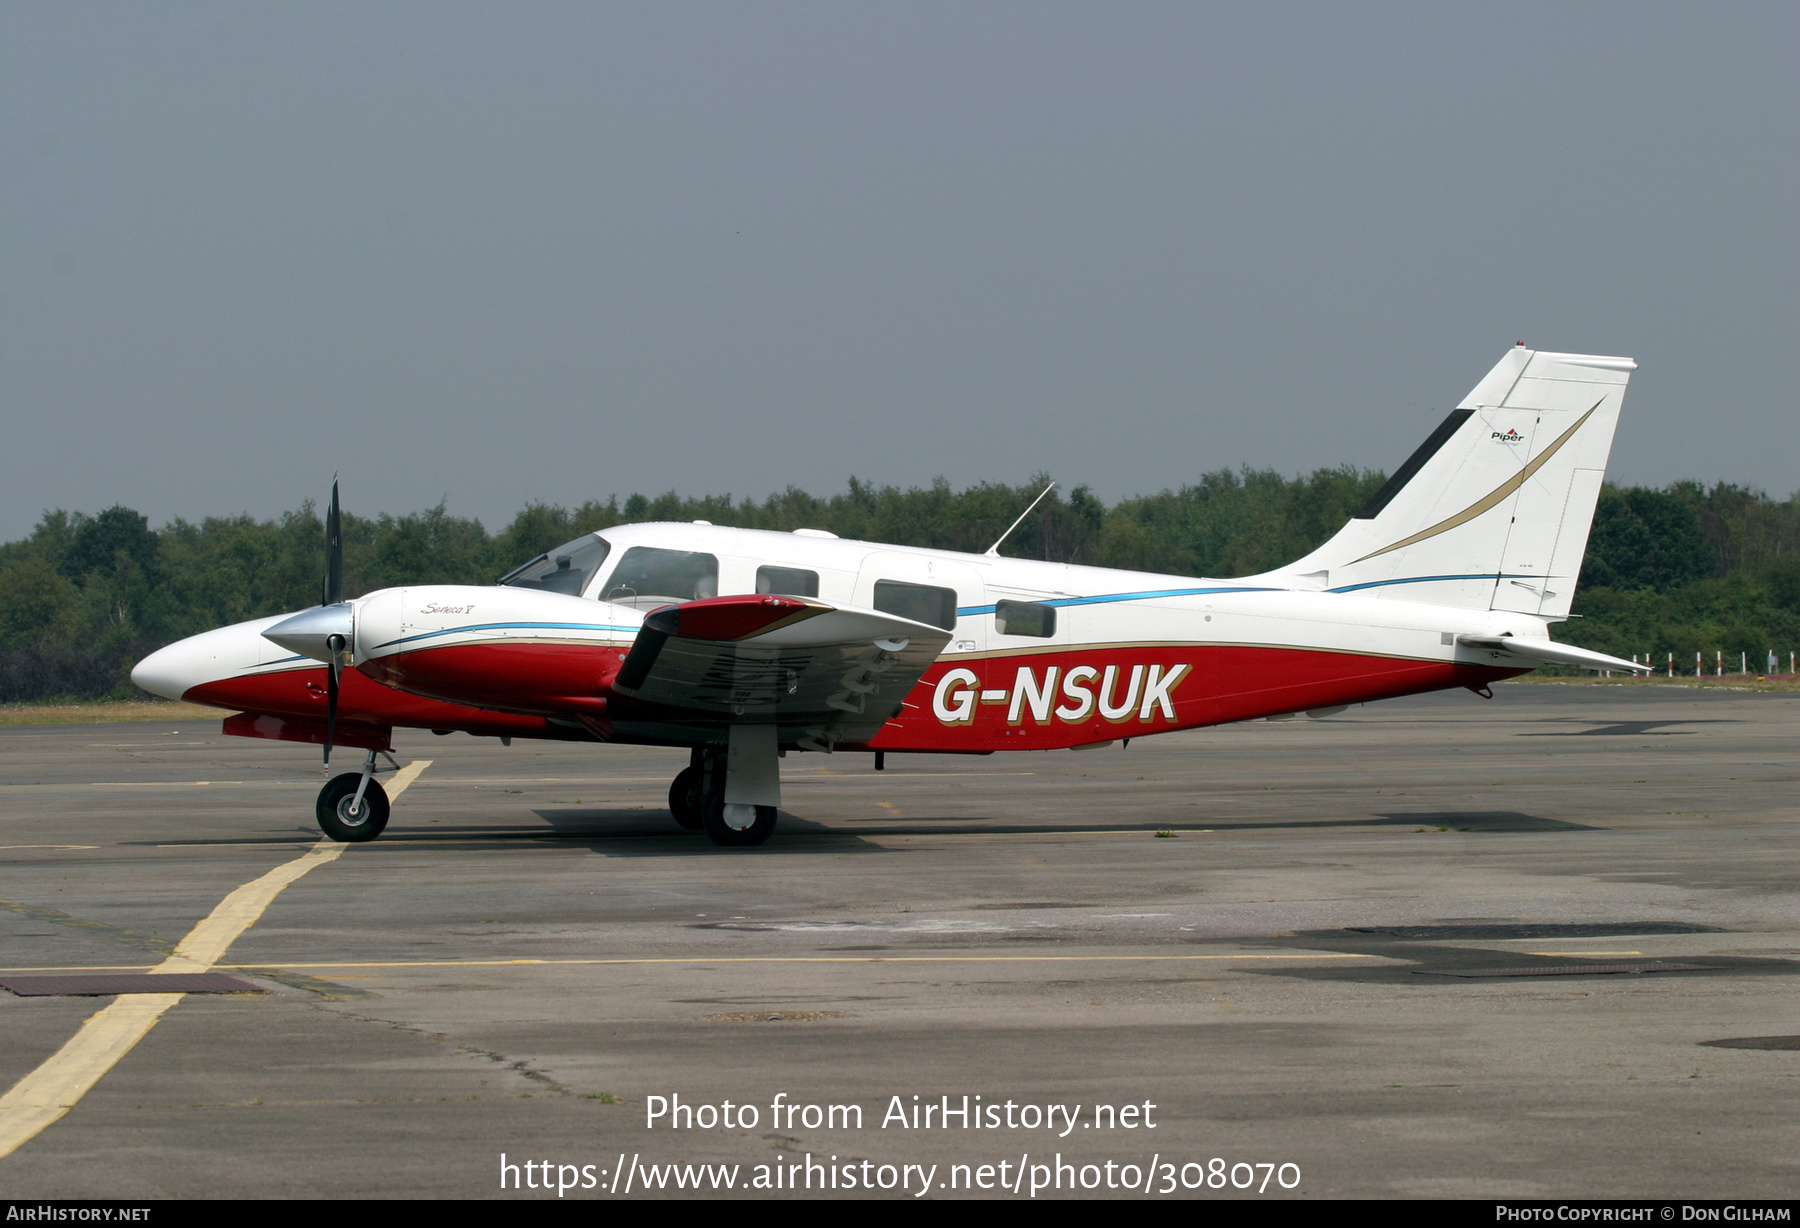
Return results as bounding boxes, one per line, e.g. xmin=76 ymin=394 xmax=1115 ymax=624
xmin=137 ymin=520 xmax=1538 ymax=755
xmin=128 ymin=346 xmax=1643 ymax=845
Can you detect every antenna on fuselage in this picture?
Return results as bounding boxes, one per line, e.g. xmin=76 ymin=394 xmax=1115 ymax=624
xmin=984 ymin=481 xmax=1057 ymax=558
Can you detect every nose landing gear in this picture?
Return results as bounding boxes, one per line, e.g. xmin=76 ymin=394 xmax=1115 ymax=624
xmin=316 ymin=749 xmax=395 ymax=842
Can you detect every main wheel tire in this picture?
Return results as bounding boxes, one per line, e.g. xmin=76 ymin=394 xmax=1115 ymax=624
xmin=668 ymin=766 xmax=704 ymax=830
xmin=700 ymin=795 xmax=777 ymax=847
xmin=316 ymin=773 xmax=390 ymax=843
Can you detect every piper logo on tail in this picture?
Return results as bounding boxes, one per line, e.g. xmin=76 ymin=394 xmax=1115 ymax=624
xmin=933 ymin=663 xmax=1190 ymax=726
xmin=1491 ymin=428 xmax=1524 ymax=444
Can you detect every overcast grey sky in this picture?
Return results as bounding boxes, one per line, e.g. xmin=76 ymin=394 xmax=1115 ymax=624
xmin=3 ymin=2 xmax=1794 ymax=539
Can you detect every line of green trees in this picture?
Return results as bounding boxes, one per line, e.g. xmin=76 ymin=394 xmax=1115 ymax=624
xmin=3 ymin=471 xmax=1798 ymax=702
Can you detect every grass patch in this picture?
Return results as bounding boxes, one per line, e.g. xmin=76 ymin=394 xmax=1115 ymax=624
xmin=0 ymin=700 xmax=222 ymax=727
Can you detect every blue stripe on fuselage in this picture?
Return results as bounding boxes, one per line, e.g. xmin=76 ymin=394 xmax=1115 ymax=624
xmin=956 ymin=586 xmax=1275 ymax=617
xmin=955 ymin=574 xmax=1525 ymax=618
xmin=372 ymin=621 xmax=638 ymax=651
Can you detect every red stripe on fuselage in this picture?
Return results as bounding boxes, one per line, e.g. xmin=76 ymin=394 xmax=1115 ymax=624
xmin=863 ymin=644 xmax=1525 ymax=751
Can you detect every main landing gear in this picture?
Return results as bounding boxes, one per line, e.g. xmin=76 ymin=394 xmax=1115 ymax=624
xmin=668 ymin=740 xmax=779 ymax=848
xmin=316 ymin=749 xmax=396 ymax=842
xmin=668 ymin=759 xmax=705 ymax=831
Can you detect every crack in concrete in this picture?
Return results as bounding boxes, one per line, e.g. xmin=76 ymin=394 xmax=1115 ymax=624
xmin=339 ymin=1009 xmax=571 ymax=1096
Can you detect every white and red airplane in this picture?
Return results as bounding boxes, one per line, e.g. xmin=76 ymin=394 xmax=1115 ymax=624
xmin=134 ymin=344 xmax=1648 ymax=847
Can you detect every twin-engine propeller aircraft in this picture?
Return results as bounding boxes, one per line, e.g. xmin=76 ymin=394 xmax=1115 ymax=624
xmin=135 ymin=345 xmax=1649 ymax=847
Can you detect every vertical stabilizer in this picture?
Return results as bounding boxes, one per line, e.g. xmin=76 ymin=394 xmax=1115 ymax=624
xmin=1249 ymin=346 xmax=1635 ymax=615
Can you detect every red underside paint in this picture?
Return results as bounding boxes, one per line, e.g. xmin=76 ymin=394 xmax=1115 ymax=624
xmin=184 ymin=667 xmax=590 ymax=742
xmin=222 ymin=712 xmax=392 ymax=752
xmin=342 ymin=639 xmax=1524 ymax=752
xmin=860 ymin=645 xmax=1527 ymax=752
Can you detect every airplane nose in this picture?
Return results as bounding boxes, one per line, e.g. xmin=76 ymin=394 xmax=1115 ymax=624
xmin=131 ymin=640 xmax=199 ymax=701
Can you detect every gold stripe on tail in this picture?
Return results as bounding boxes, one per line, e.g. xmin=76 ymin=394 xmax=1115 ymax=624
xmin=1349 ymin=399 xmax=1602 ymax=565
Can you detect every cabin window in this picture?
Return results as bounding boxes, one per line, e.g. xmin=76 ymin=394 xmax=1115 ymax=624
xmin=994 ymin=600 xmax=1056 ymax=638
xmin=756 ymin=566 xmax=819 ymax=598
xmin=602 ymin=547 xmax=719 ymax=609
xmin=873 ymin=580 xmax=959 ymax=631
xmin=499 ymin=535 xmax=611 ymax=597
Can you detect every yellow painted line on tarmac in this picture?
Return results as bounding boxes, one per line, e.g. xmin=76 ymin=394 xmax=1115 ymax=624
xmin=0 ymin=759 xmax=430 ymax=1160
xmin=153 ymin=835 xmax=318 ymax=846
xmin=90 ymin=782 xmax=219 ymax=787
xmin=860 ymin=828 xmax=1175 ymax=834
xmin=790 ymin=770 xmax=1047 ymax=776
xmin=148 ymin=825 xmax=1247 ymax=850
xmin=1524 ymin=950 xmax=1642 ymax=957
xmin=221 ymin=952 xmax=1377 ymax=970
xmin=0 ymin=951 xmax=1376 ymax=974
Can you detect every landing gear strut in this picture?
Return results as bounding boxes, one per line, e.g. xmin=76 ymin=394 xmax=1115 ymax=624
xmin=316 ymin=749 xmax=392 ymax=842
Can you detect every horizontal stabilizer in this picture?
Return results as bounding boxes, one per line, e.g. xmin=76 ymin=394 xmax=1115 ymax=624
xmin=1457 ymin=634 xmax=1649 ymax=674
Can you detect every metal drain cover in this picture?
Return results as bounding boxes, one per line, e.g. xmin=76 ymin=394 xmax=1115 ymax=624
xmin=1416 ymin=962 xmax=1711 ymax=979
xmin=0 ymin=973 xmax=265 ymax=997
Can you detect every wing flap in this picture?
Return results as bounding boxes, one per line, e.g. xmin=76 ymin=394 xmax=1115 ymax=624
xmin=611 ymin=594 xmax=953 ymax=746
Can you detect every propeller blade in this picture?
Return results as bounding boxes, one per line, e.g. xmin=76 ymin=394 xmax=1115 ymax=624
xmin=324 ymin=633 xmax=343 ymax=770
xmin=323 ymin=478 xmax=343 ymax=608
xmin=321 ymin=478 xmax=345 ymax=770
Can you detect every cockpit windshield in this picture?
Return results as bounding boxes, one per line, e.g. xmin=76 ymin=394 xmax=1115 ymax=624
xmin=498 ymin=535 xmax=612 ymax=597
xmin=600 ymin=546 xmax=719 ymax=610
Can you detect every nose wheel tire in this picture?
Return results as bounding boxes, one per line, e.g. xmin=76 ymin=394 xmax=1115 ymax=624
xmin=668 ymin=766 xmax=704 ymax=830
xmin=316 ymin=773 xmax=390 ymax=842
xmin=701 ymin=795 xmax=777 ymax=847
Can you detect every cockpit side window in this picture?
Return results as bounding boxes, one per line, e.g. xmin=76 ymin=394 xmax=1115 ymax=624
xmin=499 ymin=535 xmax=612 ymax=597
xmin=602 ymin=547 xmax=720 ymax=610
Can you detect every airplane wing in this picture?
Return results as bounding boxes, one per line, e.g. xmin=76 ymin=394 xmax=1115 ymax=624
xmin=608 ymin=594 xmax=954 ymax=749
xmin=1456 ymin=634 xmax=1649 ymax=673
